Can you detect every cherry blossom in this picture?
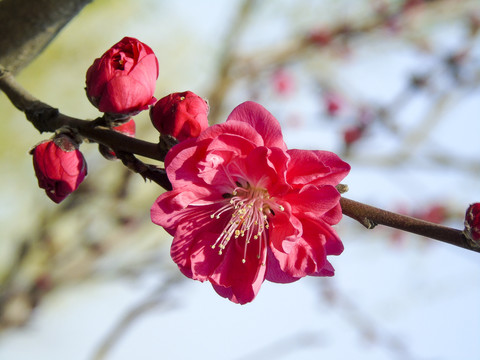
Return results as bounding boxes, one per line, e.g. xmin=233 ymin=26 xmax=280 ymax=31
xmin=151 ymin=101 xmax=350 ymax=304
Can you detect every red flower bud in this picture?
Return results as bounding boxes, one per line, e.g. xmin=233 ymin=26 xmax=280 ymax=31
xmin=464 ymin=203 xmax=480 ymax=243
xmin=324 ymin=93 xmax=343 ymax=116
xmin=307 ymin=28 xmax=332 ymax=46
xmin=343 ymin=126 xmax=364 ymax=146
xmin=31 ymin=135 xmax=87 ymax=203
xmin=113 ymin=118 xmax=136 ymax=137
xmin=86 ymin=37 xmax=159 ymax=115
xmin=150 ymin=91 xmax=209 ymax=141
xmin=99 ymin=118 xmax=136 ymax=160
xmin=272 ymin=68 xmax=295 ymax=96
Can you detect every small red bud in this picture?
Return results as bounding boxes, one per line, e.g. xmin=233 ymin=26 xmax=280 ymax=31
xmin=99 ymin=118 xmax=136 ymax=160
xmin=324 ymin=93 xmax=343 ymax=116
xmin=343 ymin=126 xmax=364 ymax=146
xmin=31 ymin=135 xmax=87 ymax=203
xmin=307 ymin=28 xmax=332 ymax=46
xmin=113 ymin=118 xmax=136 ymax=137
xmin=150 ymin=91 xmax=209 ymax=141
xmin=272 ymin=68 xmax=295 ymax=96
xmin=464 ymin=203 xmax=480 ymax=244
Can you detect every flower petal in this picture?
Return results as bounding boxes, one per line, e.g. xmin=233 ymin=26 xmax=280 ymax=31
xmin=158 ymin=203 xmax=224 ymax=280
xmin=228 ymin=146 xmax=290 ymax=191
xmin=269 ymin=217 xmax=333 ymax=279
xmin=286 ymin=149 xmax=350 ymax=187
xmin=265 ymin=246 xmax=300 ymax=283
xmin=150 ymin=187 xmax=215 ymax=234
xmin=209 ymin=237 xmax=267 ymax=304
xmin=199 ymin=119 xmax=264 ymax=146
xmin=226 ymin=101 xmax=287 ymax=150
xmin=268 ymin=202 xmax=303 ymax=252
xmin=284 ymin=184 xmax=342 ymax=221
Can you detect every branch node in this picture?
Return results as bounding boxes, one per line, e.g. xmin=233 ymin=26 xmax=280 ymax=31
xmin=336 ymin=183 xmax=349 ymax=194
xmin=362 ymin=218 xmax=378 ymax=229
xmin=463 ymin=231 xmax=480 ymax=250
xmin=25 ymin=103 xmax=59 ymax=133
xmin=157 ymin=134 xmax=178 ymax=162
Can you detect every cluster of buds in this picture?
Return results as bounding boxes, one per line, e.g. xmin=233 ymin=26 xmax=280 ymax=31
xmin=31 ymin=37 xmax=210 ymax=203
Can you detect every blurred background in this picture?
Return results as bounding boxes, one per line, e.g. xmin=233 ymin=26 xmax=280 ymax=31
xmin=0 ymin=0 xmax=479 ymax=359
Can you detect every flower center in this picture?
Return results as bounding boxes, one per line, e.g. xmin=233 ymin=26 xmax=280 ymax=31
xmin=210 ymin=183 xmax=284 ymax=264
xmin=112 ymin=53 xmax=126 ymax=70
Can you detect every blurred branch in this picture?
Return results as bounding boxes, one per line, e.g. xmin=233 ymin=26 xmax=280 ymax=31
xmin=319 ymin=279 xmax=413 ymax=359
xmin=207 ymin=0 xmax=257 ymax=123
xmin=234 ymin=331 xmax=326 ymax=360
xmin=90 ymin=274 xmax=180 ymax=360
xmin=0 ymin=0 xmax=92 ymax=74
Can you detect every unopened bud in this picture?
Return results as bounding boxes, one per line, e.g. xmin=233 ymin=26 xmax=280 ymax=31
xmin=150 ymin=91 xmax=209 ymax=141
xmin=464 ymin=203 xmax=480 ymax=245
xmin=99 ymin=118 xmax=136 ymax=160
xmin=30 ymin=135 xmax=87 ymax=203
xmin=86 ymin=37 xmax=158 ymax=116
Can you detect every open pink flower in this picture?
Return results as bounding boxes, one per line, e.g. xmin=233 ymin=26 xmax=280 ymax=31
xmin=151 ymin=101 xmax=350 ymax=304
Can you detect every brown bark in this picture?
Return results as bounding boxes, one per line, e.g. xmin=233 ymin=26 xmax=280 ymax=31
xmin=0 ymin=0 xmax=92 ymax=74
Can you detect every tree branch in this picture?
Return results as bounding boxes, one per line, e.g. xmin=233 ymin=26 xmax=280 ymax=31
xmin=0 ymin=66 xmax=167 ymax=162
xmin=0 ymin=0 xmax=93 ymax=74
xmin=1 ymin=65 xmax=478 ymax=254
xmin=340 ymin=197 xmax=478 ymax=253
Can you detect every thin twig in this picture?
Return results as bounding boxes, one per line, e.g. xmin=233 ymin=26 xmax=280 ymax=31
xmin=116 ymin=152 xmax=172 ymax=190
xmin=206 ymin=0 xmax=257 ymax=124
xmin=90 ymin=274 xmax=180 ymax=360
xmin=319 ymin=279 xmax=414 ymax=360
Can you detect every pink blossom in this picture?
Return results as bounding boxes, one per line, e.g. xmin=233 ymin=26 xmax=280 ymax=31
xmin=151 ymin=101 xmax=350 ymax=304
xmin=31 ymin=135 xmax=87 ymax=203
xmin=86 ymin=37 xmax=159 ymax=115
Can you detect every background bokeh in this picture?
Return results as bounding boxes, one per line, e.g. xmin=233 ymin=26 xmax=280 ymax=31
xmin=1 ymin=0 xmax=479 ymax=359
